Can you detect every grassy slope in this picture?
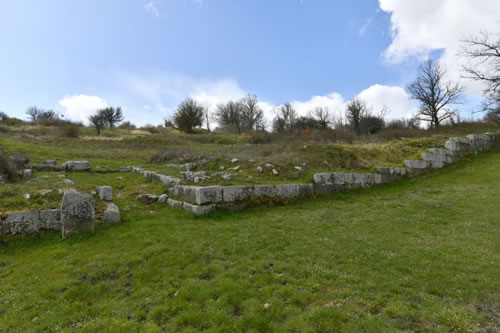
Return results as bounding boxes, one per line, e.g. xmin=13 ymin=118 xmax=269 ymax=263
xmin=0 ymin=149 xmax=499 ymax=332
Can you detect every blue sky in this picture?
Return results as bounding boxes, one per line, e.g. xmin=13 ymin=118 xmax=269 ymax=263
xmin=1 ymin=0 xmax=498 ymax=126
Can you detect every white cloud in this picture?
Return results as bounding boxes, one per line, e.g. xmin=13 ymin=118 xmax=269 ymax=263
xmin=379 ymin=0 xmax=500 ymax=93
xmin=357 ymin=84 xmax=417 ymax=120
xmin=144 ymin=1 xmax=161 ymax=17
xmin=59 ymin=95 xmax=108 ymax=123
xmin=292 ymin=93 xmax=346 ymax=119
xmin=359 ymin=17 xmax=374 ymax=37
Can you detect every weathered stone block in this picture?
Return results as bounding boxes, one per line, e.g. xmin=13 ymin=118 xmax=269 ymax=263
xmin=167 ymin=198 xmax=183 ymax=208
xmin=40 ymin=209 xmax=61 ymax=231
xmin=312 ymin=184 xmax=342 ymax=196
xmin=222 ymin=186 xmax=254 ymax=202
xmin=63 ymin=161 xmax=91 ymax=171
xmin=404 ymin=160 xmax=430 ymax=169
xmin=61 ymin=192 xmax=95 ymax=239
xmin=254 ymin=185 xmax=277 ymax=198
xmin=23 ymin=169 xmax=32 ymax=179
xmin=97 ymin=186 xmax=112 ymax=201
xmin=158 ymin=194 xmax=168 ymax=203
xmin=3 ymin=211 xmax=40 ymax=235
xmin=102 ymin=203 xmax=120 ymax=223
xmin=175 ymin=186 xmax=222 ymax=205
xmin=182 ymin=202 xmax=216 ymax=215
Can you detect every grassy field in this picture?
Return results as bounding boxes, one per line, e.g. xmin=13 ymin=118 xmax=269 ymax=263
xmin=0 ymin=140 xmax=499 ymax=331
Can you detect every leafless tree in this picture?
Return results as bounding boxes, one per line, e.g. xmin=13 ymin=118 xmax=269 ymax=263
xmin=310 ymin=107 xmax=331 ymax=129
xmin=239 ymin=94 xmax=265 ymax=131
xmin=460 ymin=30 xmax=500 ymax=122
xmin=88 ymin=112 xmax=105 ymax=135
xmin=407 ymin=60 xmax=464 ymax=128
xmin=99 ymin=107 xmax=124 ymax=128
xmin=215 ymin=101 xmax=244 ymax=134
xmin=345 ymin=97 xmax=369 ymax=134
xmin=272 ymin=103 xmax=297 ymax=133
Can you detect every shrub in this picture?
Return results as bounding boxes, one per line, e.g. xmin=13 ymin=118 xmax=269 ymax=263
xmin=0 ymin=150 xmax=16 ymax=181
xmin=118 ymin=121 xmax=136 ymax=130
xmin=60 ymin=124 xmax=80 ymax=138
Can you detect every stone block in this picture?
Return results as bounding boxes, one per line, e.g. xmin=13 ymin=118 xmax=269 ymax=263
xmin=97 ymin=186 xmax=112 ymax=201
xmin=222 ymin=186 xmax=254 ymax=202
xmin=63 ymin=161 xmax=91 ymax=171
xmin=404 ymin=160 xmax=430 ymax=169
xmin=182 ymin=202 xmax=216 ymax=215
xmin=23 ymin=169 xmax=32 ymax=179
xmin=40 ymin=209 xmax=61 ymax=231
xmin=167 ymin=198 xmax=183 ymax=208
xmin=158 ymin=194 xmax=168 ymax=203
xmin=254 ymin=185 xmax=277 ymax=198
xmin=312 ymin=184 xmax=342 ymax=196
xmin=61 ymin=191 xmax=95 ymax=239
xmin=3 ymin=211 xmax=40 ymax=235
xmin=175 ymin=186 xmax=222 ymax=205
xmin=102 ymin=203 xmax=120 ymax=223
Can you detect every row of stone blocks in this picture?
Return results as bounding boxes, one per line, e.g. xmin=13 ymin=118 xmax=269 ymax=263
xmin=164 ymin=132 xmax=500 ymax=215
xmin=1 ymin=189 xmax=121 ymax=238
xmin=131 ymin=167 xmax=182 ymax=187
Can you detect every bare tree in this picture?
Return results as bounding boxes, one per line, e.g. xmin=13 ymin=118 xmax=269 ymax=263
xmin=345 ymin=97 xmax=369 ymax=134
xmin=460 ymin=31 xmax=500 ymax=97
xmin=460 ymin=31 xmax=500 ymax=122
xmin=89 ymin=112 xmax=105 ymax=135
xmin=100 ymin=107 xmax=124 ymax=128
xmin=272 ymin=103 xmax=297 ymax=133
xmin=215 ymin=101 xmax=244 ymax=134
xmin=173 ymin=98 xmax=204 ymax=133
xmin=407 ymin=60 xmax=464 ymax=128
xmin=239 ymin=94 xmax=265 ymax=131
xmin=310 ymin=107 xmax=331 ymax=129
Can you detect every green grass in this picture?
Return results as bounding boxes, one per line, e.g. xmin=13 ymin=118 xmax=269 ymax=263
xmin=1 ymin=149 xmax=499 ymax=332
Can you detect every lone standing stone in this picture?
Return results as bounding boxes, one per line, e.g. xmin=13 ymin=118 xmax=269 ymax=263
xmin=102 ymin=203 xmax=120 ymax=223
xmin=97 ymin=186 xmax=113 ymax=201
xmin=61 ymin=191 xmax=95 ymax=239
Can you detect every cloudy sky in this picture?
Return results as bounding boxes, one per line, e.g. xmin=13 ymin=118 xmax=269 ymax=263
xmin=1 ymin=0 xmax=499 ymax=126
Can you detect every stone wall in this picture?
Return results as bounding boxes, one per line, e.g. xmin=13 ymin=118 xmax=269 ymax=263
xmin=164 ymin=132 xmax=500 ymax=215
xmin=1 ymin=209 xmax=61 ymax=236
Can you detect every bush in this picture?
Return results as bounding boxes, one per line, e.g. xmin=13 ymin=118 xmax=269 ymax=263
xmin=0 ymin=150 xmax=16 ymax=181
xmin=118 ymin=121 xmax=136 ymax=130
xmin=248 ymin=131 xmax=274 ymax=144
xmin=60 ymin=124 xmax=80 ymax=138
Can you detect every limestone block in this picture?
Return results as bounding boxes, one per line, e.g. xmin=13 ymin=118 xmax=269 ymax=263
xmin=97 ymin=186 xmax=113 ymax=201
xmin=61 ymin=192 xmax=95 ymax=239
xmin=167 ymin=198 xmax=183 ymax=208
xmin=174 ymin=186 xmax=222 ymax=205
xmin=222 ymin=186 xmax=254 ymax=202
xmin=102 ymin=203 xmax=120 ymax=223
xmin=23 ymin=169 xmax=32 ymax=179
xmin=40 ymin=209 xmax=61 ymax=231
xmin=254 ymin=185 xmax=277 ymax=198
xmin=63 ymin=161 xmax=91 ymax=171
xmin=182 ymin=202 xmax=216 ymax=215
xmin=158 ymin=194 xmax=168 ymax=203
xmin=3 ymin=211 xmax=40 ymax=235
xmin=404 ymin=160 xmax=430 ymax=169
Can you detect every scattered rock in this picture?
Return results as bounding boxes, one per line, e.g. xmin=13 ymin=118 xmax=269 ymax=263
xmin=62 ymin=179 xmax=74 ymax=185
xmin=231 ymin=158 xmax=240 ymax=163
xmin=272 ymin=169 xmax=279 ymax=175
xmin=295 ymin=166 xmax=302 ymax=172
xmin=264 ymin=303 xmax=270 ymax=309
xmin=221 ymin=173 xmax=234 ymax=181
xmin=97 ymin=186 xmax=113 ymax=201
xmin=265 ymin=163 xmax=273 ymax=169
xmin=23 ymin=193 xmax=30 ymax=200
xmin=36 ymin=189 xmax=53 ymax=196
xmin=61 ymin=191 xmax=96 ymax=239
xmin=219 ymin=166 xmax=225 ymax=170
xmin=231 ymin=166 xmax=240 ymax=171
xmin=102 ymin=203 xmax=120 ymax=223
xmin=62 ymin=161 xmax=91 ymax=171
xmin=23 ymin=169 xmax=32 ymax=179
xmin=256 ymin=166 xmax=263 ymax=173
xmin=158 ymin=194 xmax=168 ymax=203
xmin=136 ymin=194 xmax=159 ymax=204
